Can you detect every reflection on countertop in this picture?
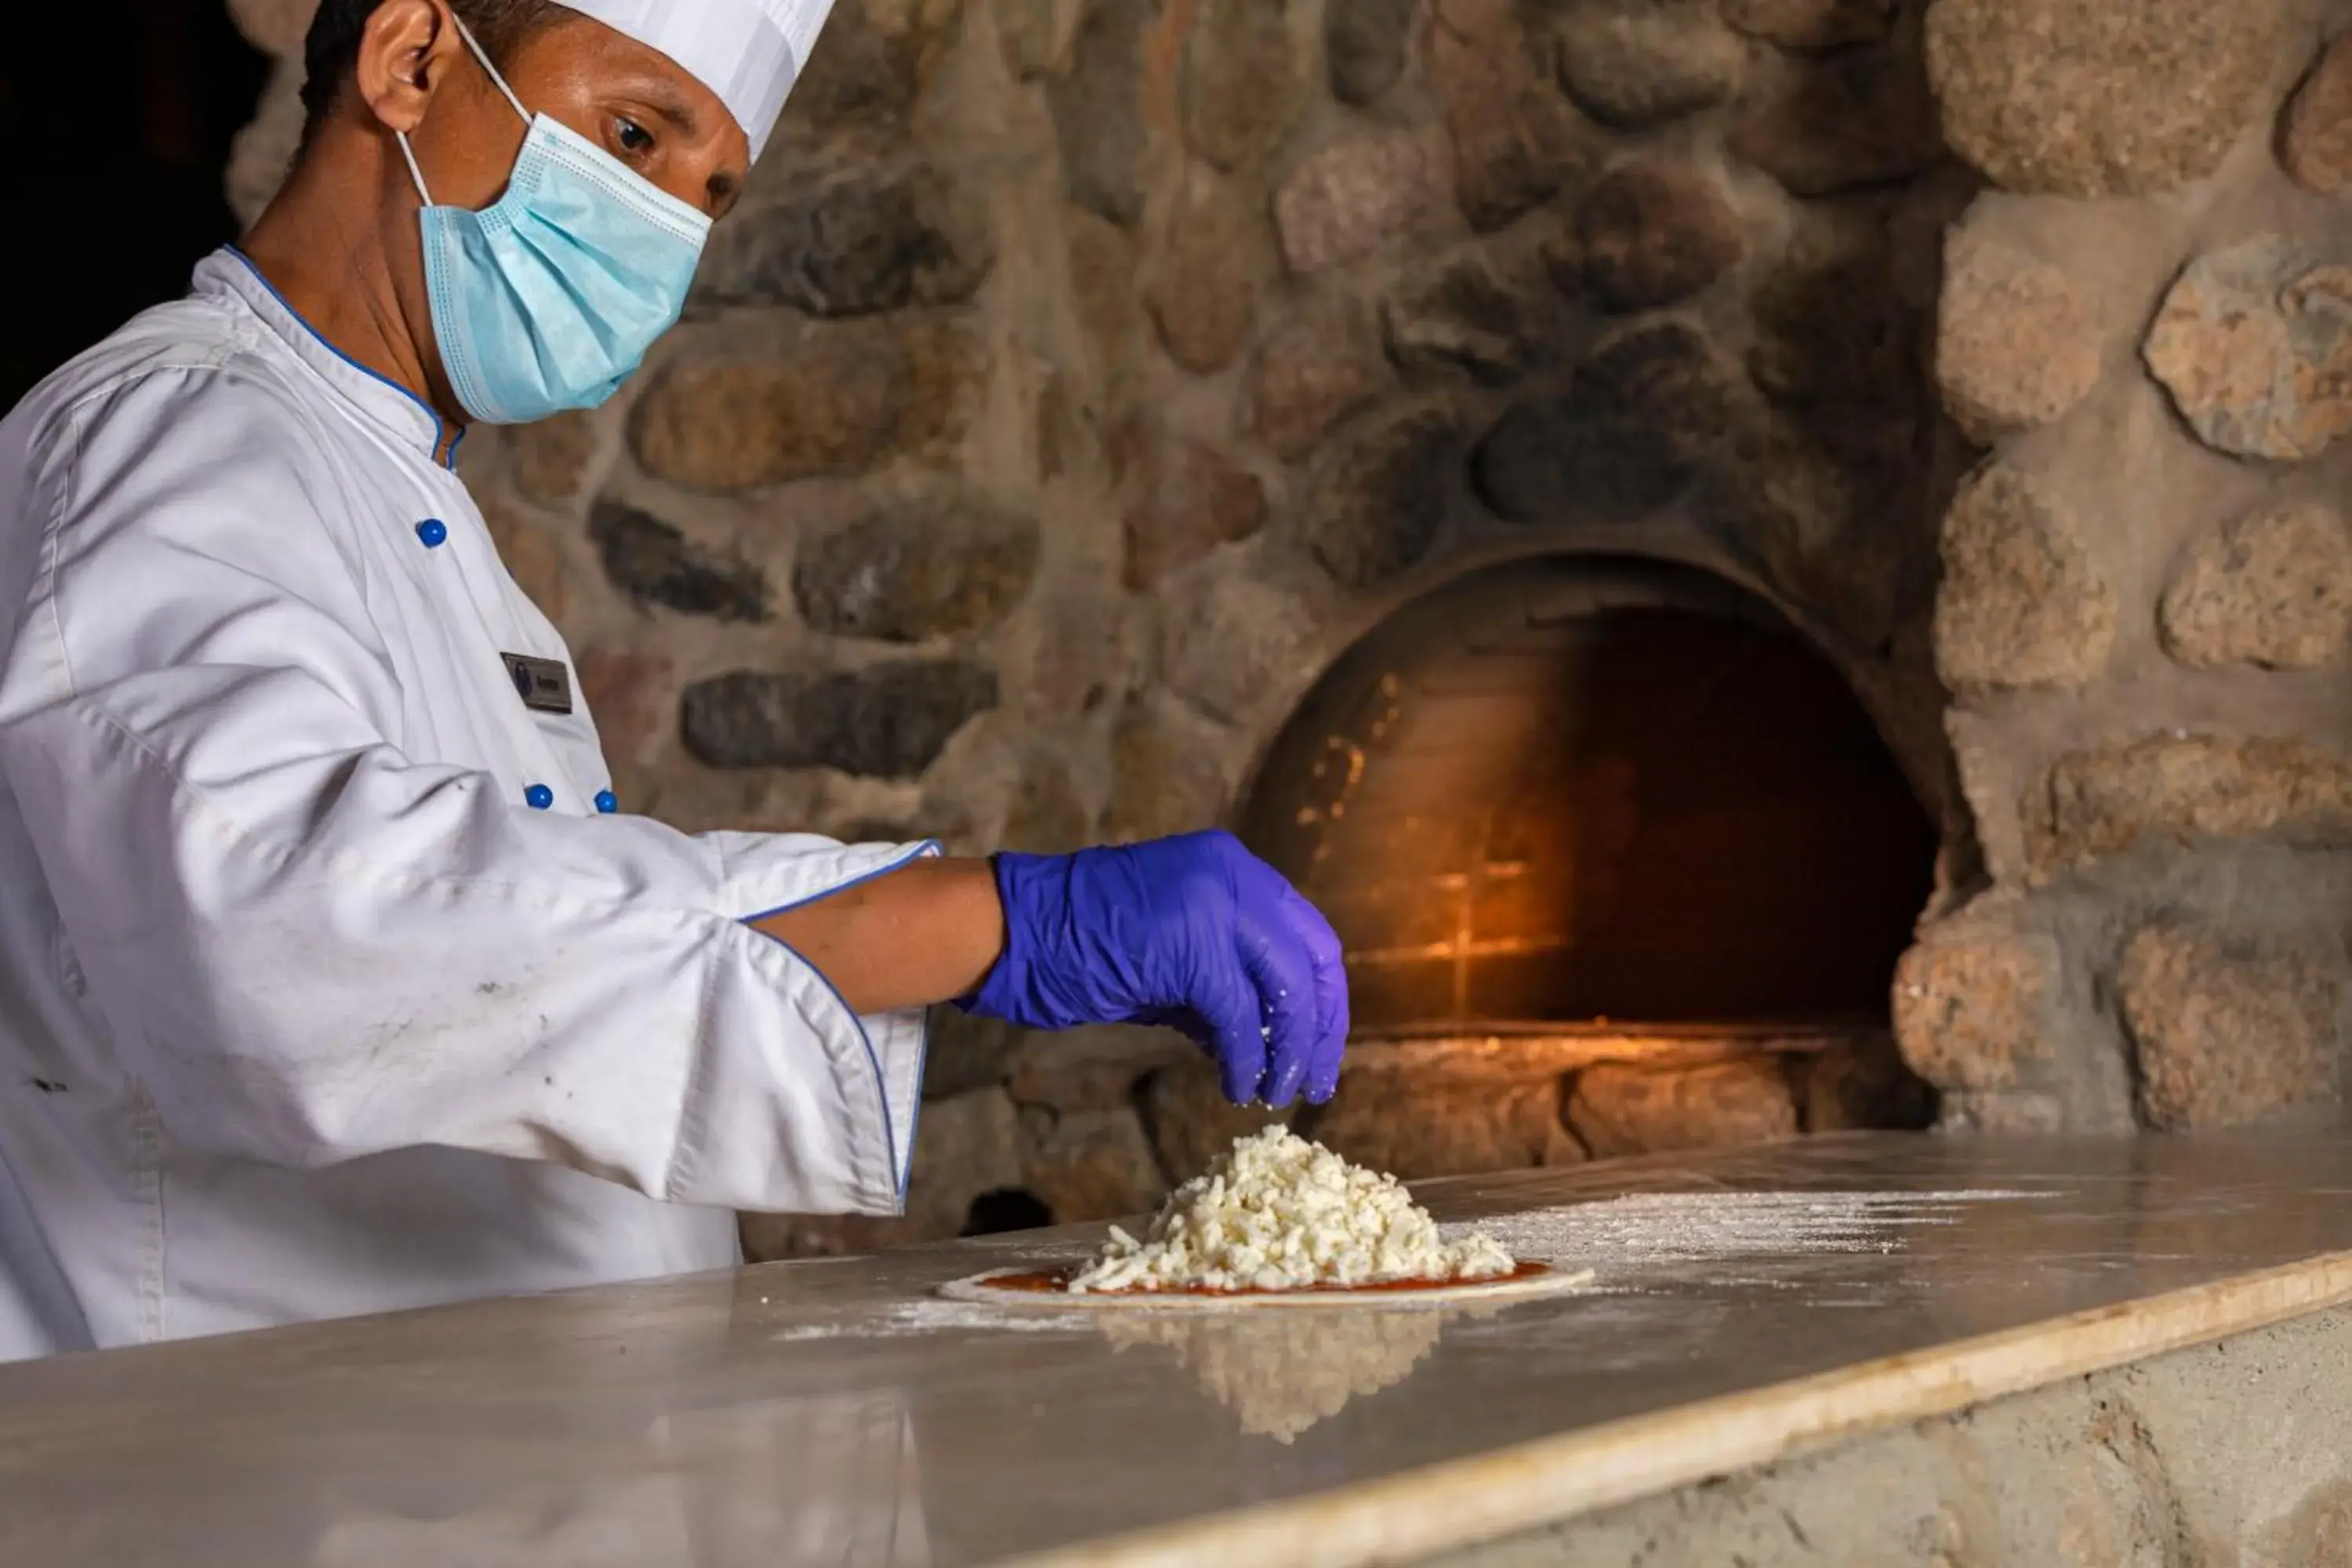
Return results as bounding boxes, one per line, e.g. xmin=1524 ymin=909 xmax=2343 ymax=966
xmin=1098 ymin=1305 xmax=1459 ymax=1445
xmin=309 ymin=1389 xmax=933 ymax=1568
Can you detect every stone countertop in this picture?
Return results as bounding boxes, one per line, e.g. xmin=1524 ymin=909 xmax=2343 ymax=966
xmin=2 ymin=1133 xmax=2350 ymax=1566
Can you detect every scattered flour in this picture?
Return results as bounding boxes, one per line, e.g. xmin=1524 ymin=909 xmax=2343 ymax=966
xmin=1447 ymin=1189 xmax=2042 ymax=1276
xmin=1069 ymin=1128 xmax=1515 ymax=1294
xmin=769 ymin=1188 xmax=2041 ymax=1339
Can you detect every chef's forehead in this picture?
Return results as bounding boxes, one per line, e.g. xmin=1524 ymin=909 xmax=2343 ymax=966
xmin=553 ymin=0 xmax=833 ymax=162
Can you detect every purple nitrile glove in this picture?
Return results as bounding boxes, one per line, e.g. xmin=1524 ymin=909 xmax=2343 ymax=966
xmin=959 ymin=830 xmax=1349 ymax=1107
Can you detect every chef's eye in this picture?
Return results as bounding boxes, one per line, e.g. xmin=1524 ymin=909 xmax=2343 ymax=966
xmin=613 ymin=117 xmax=654 ymax=154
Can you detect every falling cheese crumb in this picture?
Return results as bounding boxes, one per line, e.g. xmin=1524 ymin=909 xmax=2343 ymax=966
xmin=1065 ymin=1127 xmax=1516 ymax=1294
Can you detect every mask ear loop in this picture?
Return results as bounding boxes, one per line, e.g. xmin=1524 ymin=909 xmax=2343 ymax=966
xmin=448 ymin=14 xmax=533 ymax=126
xmin=397 ymin=134 xmax=436 ymax=206
xmin=396 ymin=13 xmax=533 ymax=208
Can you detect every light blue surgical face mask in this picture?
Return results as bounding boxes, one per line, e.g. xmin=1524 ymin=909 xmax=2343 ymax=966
xmin=397 ymin=20 xmax=712 ymax=426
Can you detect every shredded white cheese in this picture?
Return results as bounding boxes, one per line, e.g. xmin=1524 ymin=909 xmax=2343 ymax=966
xmin=1065 ymin=1127 xmax=1517 ymax=1294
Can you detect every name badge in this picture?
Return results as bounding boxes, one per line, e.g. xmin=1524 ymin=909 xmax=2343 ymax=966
xmin=500 ymin=653 xmax=574 ymax=715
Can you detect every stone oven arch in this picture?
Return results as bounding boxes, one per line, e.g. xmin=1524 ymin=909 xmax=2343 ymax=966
xmin=1236 ymin=551 xmax=1939 ymax=1034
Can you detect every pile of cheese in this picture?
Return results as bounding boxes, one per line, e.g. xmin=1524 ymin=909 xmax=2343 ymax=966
xmin=1065 ymin=1127 xmax=1517 ymax=1294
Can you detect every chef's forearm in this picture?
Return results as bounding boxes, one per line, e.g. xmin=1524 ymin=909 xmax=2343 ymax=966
xmin=750 ymin=857 xmax=1006 ymax=1014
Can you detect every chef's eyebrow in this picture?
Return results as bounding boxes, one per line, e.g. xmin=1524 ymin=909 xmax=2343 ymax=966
xmin=630 ymin=80 xmax=703 ymax=140
xmin=615 ymin=78 xmax=742 ymax=212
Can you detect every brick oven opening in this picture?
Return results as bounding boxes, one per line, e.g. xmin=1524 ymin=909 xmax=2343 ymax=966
xmin=1240 ymin=556 xmax=1937 ymax=1041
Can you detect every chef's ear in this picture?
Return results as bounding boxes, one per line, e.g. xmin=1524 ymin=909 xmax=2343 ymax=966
xmin=351 ymin=0 xmax=467 ymax=136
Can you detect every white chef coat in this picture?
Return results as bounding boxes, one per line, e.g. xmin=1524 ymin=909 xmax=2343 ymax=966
xmin=0 ymin=249 xmax=929 ymax=1361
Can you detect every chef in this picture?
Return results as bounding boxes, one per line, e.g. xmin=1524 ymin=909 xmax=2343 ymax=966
xmin=0 ymin=0 xmax=1348 ymax=1362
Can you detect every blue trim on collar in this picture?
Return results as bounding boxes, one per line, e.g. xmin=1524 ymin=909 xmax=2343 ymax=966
xmin=223 ymin=246 xmax=464 ymax=471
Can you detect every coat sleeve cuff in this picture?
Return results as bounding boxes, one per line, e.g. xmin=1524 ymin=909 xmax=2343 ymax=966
xmin=661 ymin=838 xmax=938 ymax=1215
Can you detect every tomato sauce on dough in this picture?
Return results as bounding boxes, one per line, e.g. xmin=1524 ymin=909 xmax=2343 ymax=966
xmin=974 ymin=1260 xmax=1554 ymax=1297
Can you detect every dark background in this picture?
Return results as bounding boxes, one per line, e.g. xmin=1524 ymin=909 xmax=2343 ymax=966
xmin=0 ymin=0 xmax=270 ymax=410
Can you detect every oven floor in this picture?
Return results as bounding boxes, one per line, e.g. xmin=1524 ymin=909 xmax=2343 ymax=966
xmin=1 ymin=1134 xmax=2348 ymax=1565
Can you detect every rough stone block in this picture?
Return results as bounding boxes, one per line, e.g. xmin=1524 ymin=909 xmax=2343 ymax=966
xmin=1050 ymin=0 xmax=1152 ymax=226
xmin=1326 ymin=0 xmax=1417 ymax=107
xmin=680 ymin=662 xmax=999 ymax=777
xmin=1428 ymin=0 xmax=1595 ymax=232
xmin=1007 ymin=1025 xmax=1195 ymax=1114
xmin=1553 ymin=1 xmax=1746 ymax=130
xmin=1156 ymin=572 xmax=1321 ymax=728
xmin=1936 ymin=233 xmax=2102 ymax=445
xmin=1000 ymin=750 xmax=1093 ymax=853
xmin=1273 ymin=132 xmax=1444 ymax=274
xmin=1143 ymin=170 xmax=1263 ymax=376
xmin=2160 ymin=502 xmax=2352 ymax=672
xmin=691 ymin=158 xmax=992 ymax=318
xmin=575 ymin=649 xmax=677 ymax=770
xmin=629 ymin=318 xmax=971 ymax=492
xmin=2026 ymin=735 xmax=2352 ymax=873
xmin=1310 ymin=1075 xmax=1584 ymax=1181
xmin=1022 ymin=590 xmax=1132 ymax=722
xmin=1710 ymin=418 xmax=1906 ymax=650
xmin=2282 ymin=34 xmax=2352 ymax=194
xmin=906 ymin=1087 xmax=1027 ymax=1236
xmin=1933 ymin=462 xmax=2116 ymax=696
xmin=504 ymin=411 xmax=601 ymax=505
xmin=1116 ymin=427 xmax=1267 ymax=590
xmin=1306 ymin=398 xmax=1457 ymax=590
xmin=1020 ymin=1106 xmax=1168 ymax=1221
xmin=1746 ymin=246 xmax=1919 ymax=412
xmin=1179 ymin=0 xmax=1301 ymax=173
xmin=1932 ymin=1091 xmax=2069 ymax=1135
xmin=1799 ymin=1035 xmax=1937 ymax=1132
xmin=480 ymin=503 xmax=573 ymax=622
xmin=923 ymin=1007 xmax=1025 ymax=1102
xmin=1730 ymin=46 xmax=1940 ymax=197
xmin=777 ymin=0 xmax=963 ymax=131
xmin=1102 ymin=697 xmax=1232 ymax=843
xmin=1385 ymin=249 xmax=1551 ymax=386
xmin=794 ymin=493 xmax=1040 ymax=642
xmin=997 ymin=0 xmax=1078 ymax=78
xmin=1243 ymin=299 xmax=1388 ymax=461
xmin=1475 ymin=321 xmax=1736 ymax=524
xmin=589 ymin=501 xmax=771 ymax=622
xmin=1566 ymin=1059 xmax=1799 ymax=1159
xmin=1570 ymin=161 xmax=1745 ymax=315
xmin=2144 ymin=238 xmax=2352 ymax=463
xmin=1926 ymin=0 xmax=2280 ymax=197
xmin=2118 ymin=922 xmax=2342 ymax=1130
xmin=1893 ymin=924 xmax=2060 ymax=1093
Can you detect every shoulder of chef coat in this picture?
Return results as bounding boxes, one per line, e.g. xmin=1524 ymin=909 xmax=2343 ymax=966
xmin=0 ymin=301 xmax=944 ymax=1214
xmin=0 ymin=292 xmax=395 ymax=722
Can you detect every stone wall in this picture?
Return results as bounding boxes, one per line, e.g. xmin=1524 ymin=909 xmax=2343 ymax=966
xmin=1899 ymin=0 xmax=2352 ymax=1137
xmin=220 ymin=0 xmax=2352 ymax=1253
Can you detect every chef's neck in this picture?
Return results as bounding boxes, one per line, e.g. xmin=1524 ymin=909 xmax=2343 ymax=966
xmin=239 ymin=123 xmax=471 ymax=462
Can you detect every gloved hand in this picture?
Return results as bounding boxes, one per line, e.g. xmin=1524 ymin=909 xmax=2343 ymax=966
xmin=959 ymin=831 xmax=1349 ymax=1107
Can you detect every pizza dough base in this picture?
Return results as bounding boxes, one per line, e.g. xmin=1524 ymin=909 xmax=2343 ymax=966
xmin=937 ymin=1262 xmax=1595 ymax=1312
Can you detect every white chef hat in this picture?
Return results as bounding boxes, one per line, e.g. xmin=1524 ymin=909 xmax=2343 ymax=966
xmin=555 ymin=0 xmax=836 ymax=162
